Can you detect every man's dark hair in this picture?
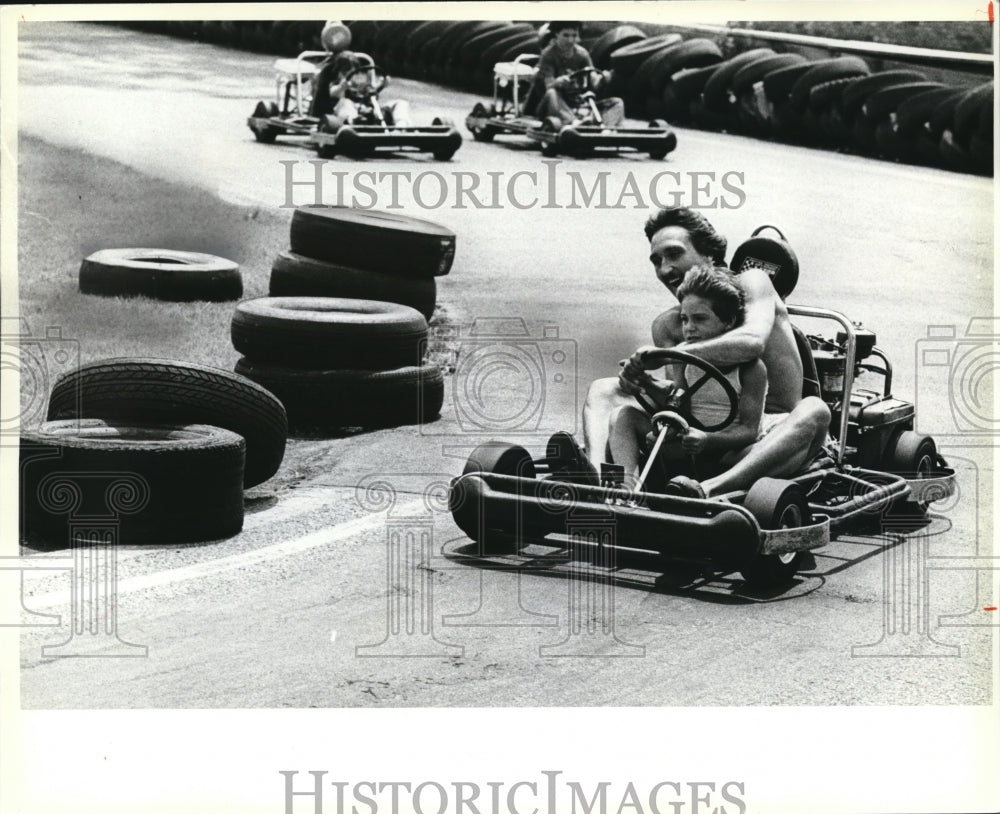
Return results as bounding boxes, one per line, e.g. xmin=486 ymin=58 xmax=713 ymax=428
xmin=643 ymin=207 xmax=727 ymax=264
xmin=549 ymin=21 xmax=583 ymax=34
xmin=676 ymin=264 xmax=745 ymax=326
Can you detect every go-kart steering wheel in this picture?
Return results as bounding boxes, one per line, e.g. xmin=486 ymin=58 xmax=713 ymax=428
xmin=629 ymin=347 xmax=739 ymax=433
xmin=562 ymin=67 xmax=600 ymax=95
xmin=344 ymin=63 xmax=386 ymax=95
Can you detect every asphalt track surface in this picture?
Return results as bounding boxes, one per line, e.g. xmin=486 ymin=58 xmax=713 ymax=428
xmin=12 ymin=24 xmax=997 ymax=710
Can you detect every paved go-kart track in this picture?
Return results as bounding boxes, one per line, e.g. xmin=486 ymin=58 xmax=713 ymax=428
xmin=12 ymin=23 xmax=996 ymax=716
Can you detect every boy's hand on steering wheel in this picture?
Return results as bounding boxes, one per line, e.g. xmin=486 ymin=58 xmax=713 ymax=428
xmin=679 ymin=427 xmax=708 ymax=454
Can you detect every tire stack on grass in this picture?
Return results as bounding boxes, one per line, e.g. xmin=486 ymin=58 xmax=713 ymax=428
xmin=21 ymin=360 xmax=289 ymax=545
xmin=238 ymin=206 xmax=453 ymax=435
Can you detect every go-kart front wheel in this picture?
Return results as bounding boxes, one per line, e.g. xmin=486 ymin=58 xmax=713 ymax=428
xmin=539 ymin=116 xmax=563 ymax=158
xmin=884 ymin=430 xmax=938 ymax=514
xmin=462 ymin=441 xmax=537 ymax=478
xmin=647 ymin=119 xmax=678 ymax=160
xmin=454 ymin=442 xmax=537 ymax=554
xmin=469 ymin=103 xmax=496 ymax=141
xmin=739 ymin=478 xmax=810 ymax=588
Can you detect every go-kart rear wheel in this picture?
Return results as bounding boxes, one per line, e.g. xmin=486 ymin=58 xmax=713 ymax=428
xmin=739 ymin=478 xmax=810 ymax=588
xmin=647 ymin=120 xmax=678 ymax=160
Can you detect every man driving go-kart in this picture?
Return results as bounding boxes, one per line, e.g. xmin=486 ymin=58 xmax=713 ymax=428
xmin=581 ymin=207 xmax=832 ymax=497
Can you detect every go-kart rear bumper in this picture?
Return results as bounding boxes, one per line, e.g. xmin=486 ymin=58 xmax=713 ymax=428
xmin=449 ymin=473 xmax=830 ymax=563
xmin=312 ymin=124 xmax=462 ymax=153
xmin=247 ymin=114 xmax=318 ymax=136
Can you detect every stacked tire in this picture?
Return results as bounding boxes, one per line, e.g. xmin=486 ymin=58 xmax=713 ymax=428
xmin=21 ymin=360 xmax=289 ymax=545
xmin=238 ymin=206 xmax=453 ymax=434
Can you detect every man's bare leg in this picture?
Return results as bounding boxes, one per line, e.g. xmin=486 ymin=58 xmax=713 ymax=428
xmin=700 ymin=397 xmax=831 ymax=496
xmin=583 ymin=377 xmax=632 ymax=469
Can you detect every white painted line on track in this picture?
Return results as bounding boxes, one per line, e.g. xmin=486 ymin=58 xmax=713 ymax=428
xmin=25 ymin=497 xmax=424 ymax=609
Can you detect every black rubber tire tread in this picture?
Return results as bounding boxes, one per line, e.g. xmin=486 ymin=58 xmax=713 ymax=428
xmin=289 ymin=206 xmax=456 ymax=278
xmin=610 ymin=34 xmax=682 ymax=77
xmin=269 ymin=251 xmax=436 ymax=321
xmin=494 ymin=34 xmax=542 ymax=64
xmin=953 ymin=82 xmax=993 ymax=143
xmin=437 ymin=21 xmax=511 ymax=73
xmin=79 ymin=248 xmax=242 ymax=302
xmin=462 ymin=441 xmax=537 ymax=478
xmin=730 ymin=53 xmax=806 ymax=96
xmin=652 ymin=39 xmax=723 ymax=83
xmin=967 ymin=130 xmax=994 ymax=175
xmin=670 ymin=63 xmax=724 ymax=102
xmin=787 ymin=56 xmax=870 ymax=110
xmin=21 ymin=420 xmax=245 ymax=544
xmin=234 ymin=359 xmax=444 ymax=431
xmin=840 ymin=70 xmax=928 ymax=115
xmin=45 ymin=358 xmax=288 ymax=489
xmin=370 ymin=20 xmax=416 ymax=64
xmin=477 ymin=31 xmax=540 ymax=72
xmin=894 ymin=87 xmax=964 ymax=135
xmin=231 ymin=297 xmax=428 ymax=371
xmin=807 ymin=75 xmax=860 ymax=112
xmin=762 ymin=61 xmax=820 ymax=105
xmin=456 ymin=25 xmax=531 ymax=72
xmin=589 ymin=25 xmax=646 ymax=69
xmin=939 ymin=130 xmax=974 ymax=172
xmin=701 ymin=48 xmax=776 ymax=111
xmin=860 ymin=81 xmax=946 ymax=121
xmin=630 ymin=44 xmax=688 ymax=98
xmin=401 ymin=20 xmax=454 ymax=64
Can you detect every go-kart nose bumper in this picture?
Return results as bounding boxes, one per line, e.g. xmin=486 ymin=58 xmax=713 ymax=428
xmin=449 ymin=472 xmax=829 ymax=563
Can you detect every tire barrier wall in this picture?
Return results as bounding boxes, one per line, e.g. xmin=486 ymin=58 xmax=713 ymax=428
xmin=114 ymin=19 xmax=992 ymax=174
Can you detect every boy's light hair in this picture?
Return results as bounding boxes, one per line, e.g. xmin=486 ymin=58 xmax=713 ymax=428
xmin=676 ymin=264 xmax=745 ymax=326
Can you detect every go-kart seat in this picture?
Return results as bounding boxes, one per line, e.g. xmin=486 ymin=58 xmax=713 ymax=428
xmin=793 ymin=324 xmax=822 ymax=399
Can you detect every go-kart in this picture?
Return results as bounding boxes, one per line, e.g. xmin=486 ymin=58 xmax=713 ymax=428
xmin=247 ymin=52 xmax=462 ymax=161
xmin=311 ymin=60 xmax=462 ymax=161
xmin=465 ymin=55 xmax=677 ymax=159
xmin=448 ymin=229 xmax=955 ymax=588
xmin=247 ymin=50 xmax=328 ymax=144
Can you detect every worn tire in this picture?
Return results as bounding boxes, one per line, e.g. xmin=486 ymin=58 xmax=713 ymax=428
xmin=787 ymin=56 xmax=870 ymax=110
xmin=45 ymin=359 xmax=287 ymax=488
xmin=731 ymin=53 xmax=806 ymax=97
xmin=21 ymin=420 xmax=245 ymax=544
xmin=231 ymin=297 xmax=427 ymax=371
xmin=860 ymin=82 xmax=946 ymax=121
xmin=762 ymin=61 xmax=819 ymax=105
xmin=589 ymin=25 xmax=646 ymax=69
xmin=79 ymin=249 xmax=242 ymax=302
xmin=895 ymin=87 xmax=964 ymax=135
xmin=235 ymin=359 xmax=444 ymax=432
xmin=269 ymin=251 xmax=436 ymax=321
xmin=289 ymin=206 xmax=456 ymax=278
xmin=610 ymin=34 xmax=682 ymax=77
xmin=840 ymin=70 xmax=928 ymax=116
xmin=701 ymin=48 xmax=775 ymax=112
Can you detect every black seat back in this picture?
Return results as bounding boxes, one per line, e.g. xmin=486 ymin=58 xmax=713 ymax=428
xmin=792 ymin=324 xmax=821 ymax=399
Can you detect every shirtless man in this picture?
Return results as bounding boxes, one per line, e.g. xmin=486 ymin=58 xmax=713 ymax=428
xmin=581 ymin=206 xmax=831 ymax=497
